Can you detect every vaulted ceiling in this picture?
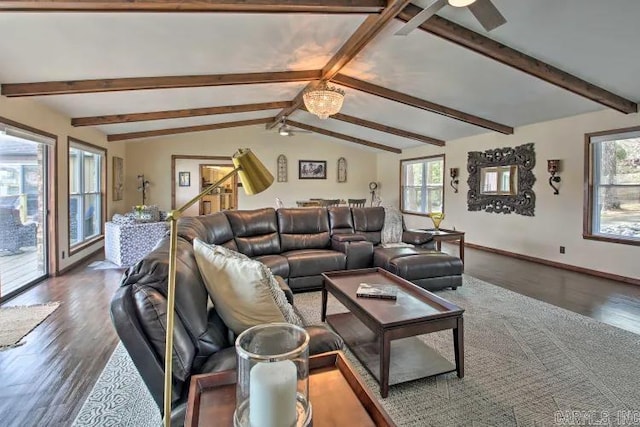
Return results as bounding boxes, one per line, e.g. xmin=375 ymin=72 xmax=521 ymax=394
xmin=0 ymin=0 xmax=638 ymax=153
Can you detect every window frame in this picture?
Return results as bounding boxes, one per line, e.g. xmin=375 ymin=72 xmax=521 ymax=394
xmin=67 ymin=137 xmax=107 ymax=255
xmin=584 ymin=125 xmax=640 ymax=247
xmin=399 ymin=154 xmax=445 ymax=217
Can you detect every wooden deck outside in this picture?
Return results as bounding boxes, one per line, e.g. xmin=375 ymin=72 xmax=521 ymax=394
xmin=0 ymin=249 xmax=45 ymax=298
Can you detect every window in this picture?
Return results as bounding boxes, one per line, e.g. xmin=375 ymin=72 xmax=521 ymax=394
xmin=585 ymin=127 xmax=640 ymax=245
xmin=400 ymin=155 xmax=444 ymax=215
xmin=69 ymin=139 xmax=106 ymax=250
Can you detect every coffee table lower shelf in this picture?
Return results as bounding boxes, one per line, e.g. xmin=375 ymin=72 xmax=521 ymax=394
xmin=327 ymin=312 xmax=456 ymax=387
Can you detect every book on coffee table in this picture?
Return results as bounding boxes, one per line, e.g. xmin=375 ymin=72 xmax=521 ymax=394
xmin=356 ymin=283 xmax=398 ymax=300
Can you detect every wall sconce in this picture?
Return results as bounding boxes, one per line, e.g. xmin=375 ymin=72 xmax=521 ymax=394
xmin=450 ymin=168 xmax=459 ymax=193
xmin=547 ymin=160 xmax=561 ymax=195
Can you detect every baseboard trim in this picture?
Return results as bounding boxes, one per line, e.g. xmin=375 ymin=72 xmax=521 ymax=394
xmin=464 ymin=242 xmax=640 ymax=287
xmin=57 ymin=247 xmax=103 ymax=276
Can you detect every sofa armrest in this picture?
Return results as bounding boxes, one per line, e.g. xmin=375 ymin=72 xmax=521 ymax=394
xmin=402 ymin=229 xmax=433 ymax=246
xmin=331 ymin=234 xmax=367 ymax=243
xmin=331 ymin=238 xmax=373 ymax=269
xmin=274 ymin=275 xmax=294 ymax=305
xmin=304 ymin=325 xmax=344 ymax=355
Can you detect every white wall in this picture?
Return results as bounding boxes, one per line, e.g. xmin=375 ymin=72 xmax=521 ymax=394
xmin=124 ymin=125 xmax=377 ymax=211
xmin=0 ymin=95 xmax=127 ymax=272
xmin=377 ymin=109 xmax=640 ymax=280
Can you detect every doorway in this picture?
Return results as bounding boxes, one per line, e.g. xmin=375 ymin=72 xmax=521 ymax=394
xmin=171 ymin=155 xmax=234 ymax=217
xmin=0 ymin=119 xmax=55 ymax=302
xmin=199 ymin=164 xmax=238 ymax=215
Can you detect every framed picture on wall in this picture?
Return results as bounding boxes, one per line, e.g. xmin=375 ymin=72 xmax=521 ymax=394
xmin=178 ymin=171 xmax=191 ymax=187
xmin=112 ymin=156 xmax=124 ymax=201
xmin=299 ymin=160 xmax=326 ymax=180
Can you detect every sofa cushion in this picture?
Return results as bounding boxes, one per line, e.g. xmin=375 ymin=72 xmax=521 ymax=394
xmin=193 ymin=240 xmax=302 ymax=335
xmin=328 ymin=207 xmax=354 ymax=235
xmin=373 ymin=246 xmax=424 ymax=269
xmin=277 ymin=208 xmax=331 ymax=252
xmin=282 ymin=249 xmax=346 ymax=277
xmin=225 ymin=208 xmax=280 ymax=257
xmin=132 ymin=284 xmax=195 ymax=383
xmin=177 ymin=214 xmax=238 ymax=251
xmin=254 ymin=254 xmax=290 ymax=279
xmin=352 ymin=207 xmax=385 ymax=245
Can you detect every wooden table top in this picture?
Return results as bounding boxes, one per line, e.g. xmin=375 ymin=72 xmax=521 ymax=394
xmin=185 ymin=351 xmax=396 ymax=427
xmin=322 ymin=268 xmax=464 ymax=328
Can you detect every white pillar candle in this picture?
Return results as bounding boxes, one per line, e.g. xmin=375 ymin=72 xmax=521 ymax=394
xmin=249 ymin=359 xmax=297 ymax=427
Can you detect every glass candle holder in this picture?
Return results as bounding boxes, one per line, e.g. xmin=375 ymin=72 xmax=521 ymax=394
xmin=234 ymin=323 xmax=311 ymax=427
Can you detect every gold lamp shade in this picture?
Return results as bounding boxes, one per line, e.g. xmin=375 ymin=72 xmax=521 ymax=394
xmin=233 ymin=148 xmax=274 ymax=195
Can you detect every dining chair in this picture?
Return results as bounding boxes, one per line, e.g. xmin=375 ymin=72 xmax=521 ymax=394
xmin=348 ymin=198 xmax=366 ymax=207
xmin=321 ymin=199 xmax=341 ymax=207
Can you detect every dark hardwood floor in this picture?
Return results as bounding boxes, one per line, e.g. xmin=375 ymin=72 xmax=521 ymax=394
xmin=0 ymin=256 xmax=123 ymax=427
xmin=0 ymin=247 xmax=639 ymax=426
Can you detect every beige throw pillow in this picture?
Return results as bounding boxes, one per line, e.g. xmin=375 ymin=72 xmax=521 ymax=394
xmin=193 ymin=239 xmax=302 ymax=335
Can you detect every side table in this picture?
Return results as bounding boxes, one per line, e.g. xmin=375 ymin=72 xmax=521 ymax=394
xmin=424 ymin=228 xmax=465 ymax=265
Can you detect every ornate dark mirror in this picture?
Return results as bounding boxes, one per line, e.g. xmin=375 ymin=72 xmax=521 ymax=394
xmin=467 ymin=143 xmax=536 ymax=216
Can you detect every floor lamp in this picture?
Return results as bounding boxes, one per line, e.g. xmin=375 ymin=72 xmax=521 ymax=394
xmin=163 ymin=148 xmax=274 ymax=426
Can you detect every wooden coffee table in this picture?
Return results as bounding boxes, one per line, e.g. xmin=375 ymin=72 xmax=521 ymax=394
xmin=322 ymin=268 xmax=464 ymax=398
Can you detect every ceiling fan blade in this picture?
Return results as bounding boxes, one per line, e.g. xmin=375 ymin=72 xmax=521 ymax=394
xmin=468 ymin=0 xmax=506 ymax=32
xmin=395 ymin=0 xmax=447 ymax=36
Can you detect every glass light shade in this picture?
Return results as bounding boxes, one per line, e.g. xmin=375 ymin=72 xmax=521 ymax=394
xmin=449 ymin=0 xmax=476 ymax=7
xmin=303 ymin=81 xmax=345 ymax=120
xmin=232 ymin=148 xmax=274 ymax=195
xmin=428 ymin=212 xmax=445 ymax=230
xmin=234 ymin=323 xmax=311 ymax=427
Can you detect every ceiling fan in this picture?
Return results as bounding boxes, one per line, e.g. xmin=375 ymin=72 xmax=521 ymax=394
xmin=277 ymin=117 xmax=312 ymax=137
xmin=395 ymin=0 xmax=506 ymax=36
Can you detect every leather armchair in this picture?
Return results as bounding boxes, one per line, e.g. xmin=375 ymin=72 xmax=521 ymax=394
xmin=110 ymin=235 xmax=343 ymax=426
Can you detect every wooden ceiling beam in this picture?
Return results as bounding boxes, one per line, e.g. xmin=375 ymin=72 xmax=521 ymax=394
xmin=1 ymin=70 xmax=321 ymax=97
xmin=0 ymin=0 xmax=385 ymax=13
xmin=398 ymin=4 xmax=637 ymax=114
xmin=287 ymin=120 xmax=401 ymax=153
xmin=267 ymin=0 xmax=414 ymax=129
xmin=333 ymin=73 xmax=514 ymax=134
xmin=331 ymin=112 xmax=445 ymax=146
xmin=72 ymin=101 xmax=292 ymax=127
xmin=107 ymin=117 xmax=271 ymax=142
xmin=299 ymin=106 xmax=445 ymax=146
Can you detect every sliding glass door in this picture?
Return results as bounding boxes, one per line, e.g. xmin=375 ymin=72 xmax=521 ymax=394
xmin=0 ymin=121 xmax=53 ymax=302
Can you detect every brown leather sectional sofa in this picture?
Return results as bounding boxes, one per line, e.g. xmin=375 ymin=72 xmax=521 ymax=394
xmin=110 ymin=206 xmax=462 ymax=425
xmin=178 ymin=206 xmax=462 ymax=292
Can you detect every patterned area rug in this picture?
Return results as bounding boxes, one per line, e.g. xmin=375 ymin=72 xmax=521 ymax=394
xmin=72 ymin=344 xmax=161 ymax=426
xmin=0 ymin=302 xmax=60 ymax=349
xmin=73 ymin=276 xmax=640 ymax=426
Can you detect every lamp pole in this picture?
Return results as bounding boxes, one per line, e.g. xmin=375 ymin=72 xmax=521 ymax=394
xmin=163 ymin=166 xmax=241 ymax=426
xmin=161 ymin=148 xmax=273 ymax=426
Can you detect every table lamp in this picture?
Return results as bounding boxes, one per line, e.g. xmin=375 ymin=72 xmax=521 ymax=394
xmin=162 ymin=148 xmax=273 ymax=426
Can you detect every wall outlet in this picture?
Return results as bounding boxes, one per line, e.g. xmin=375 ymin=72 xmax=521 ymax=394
xmin=559 ymin=246 xmax=565 ymax=254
